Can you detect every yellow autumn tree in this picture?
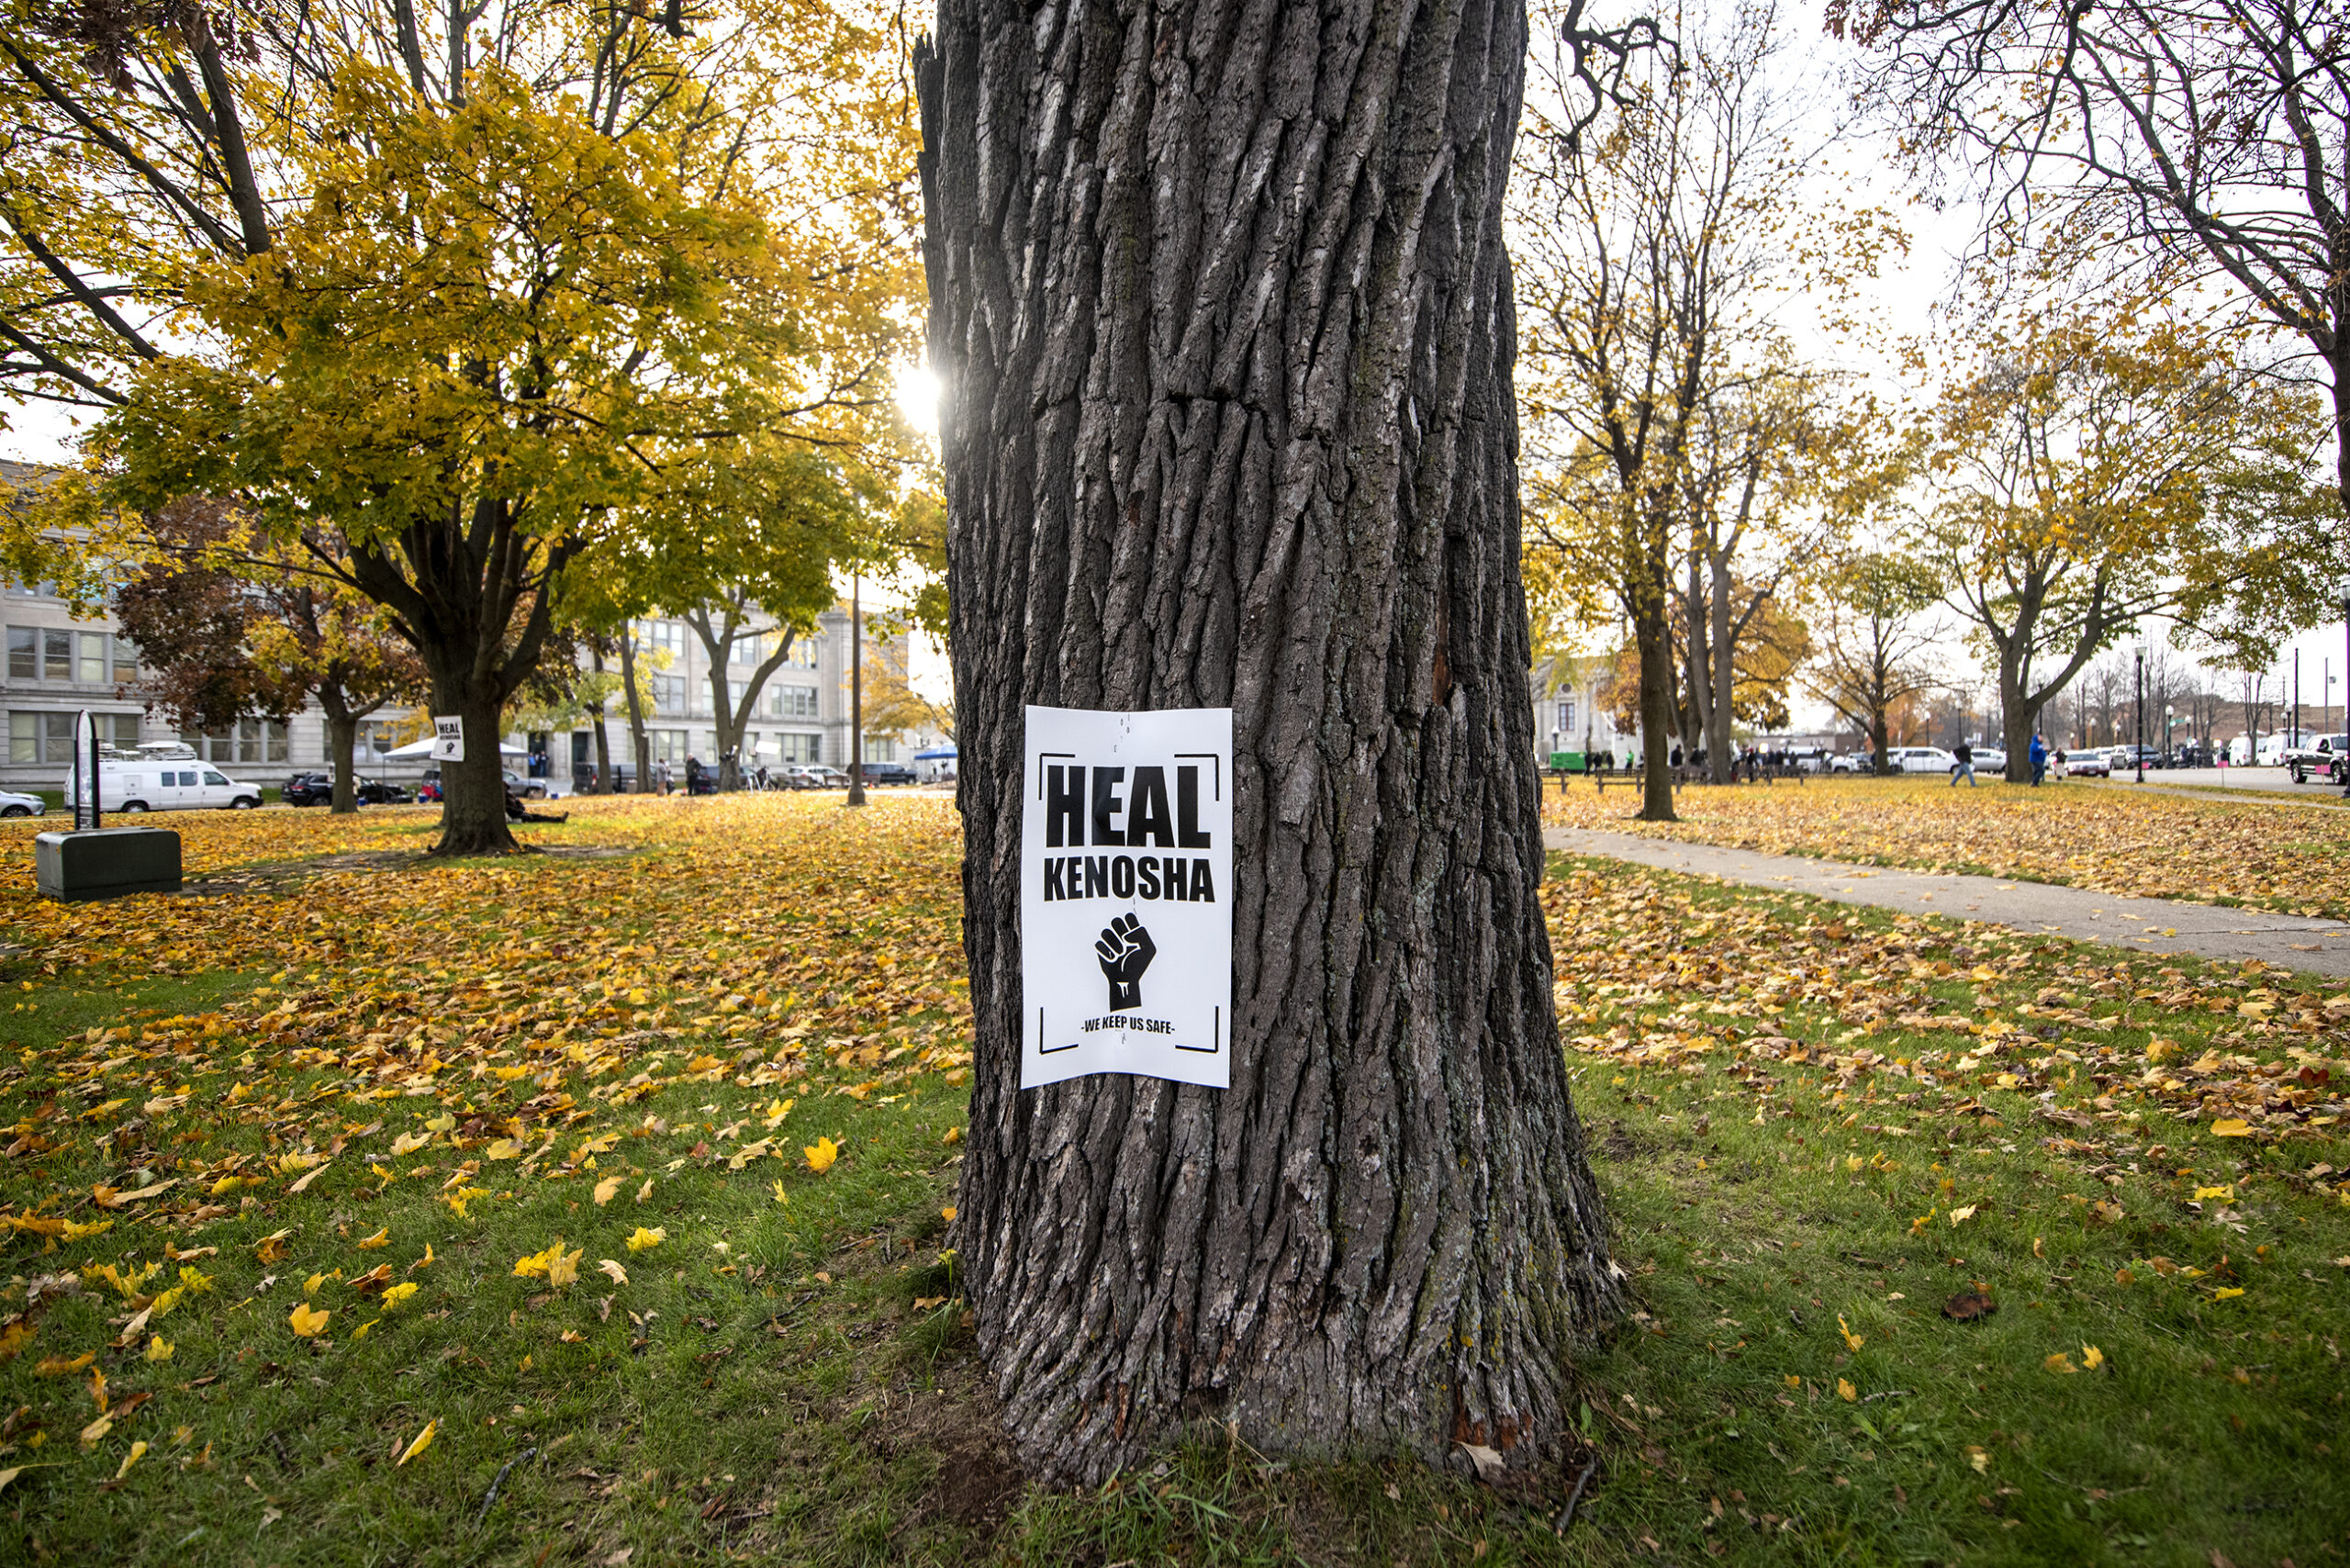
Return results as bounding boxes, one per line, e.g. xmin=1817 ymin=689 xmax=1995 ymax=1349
xmin=1 ymin=0 xmax=923 ymax=853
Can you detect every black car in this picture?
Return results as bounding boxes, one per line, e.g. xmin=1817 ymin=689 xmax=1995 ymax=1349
xmin=284 ymin=771 xmax=410 ymax=806
xmin=856 ymin=761 xmax=917 ymax=786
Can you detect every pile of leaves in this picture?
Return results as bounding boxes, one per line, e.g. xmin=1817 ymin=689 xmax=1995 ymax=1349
xmin=1544 ymin=775 xmax=2350 ymax=921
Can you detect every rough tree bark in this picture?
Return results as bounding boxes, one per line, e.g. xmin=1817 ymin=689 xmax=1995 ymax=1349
xmin=917 ymin=0 xmax=1619 ymax=1484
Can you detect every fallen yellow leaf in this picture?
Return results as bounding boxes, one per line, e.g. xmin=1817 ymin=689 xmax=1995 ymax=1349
xmin=2210 ymin=1119 xmax=2254 ymax=1138
xmin=2081 ymin=1345 xmax=2104 ymax=1370
xmin=1836 ymin=1378 xmax=1856 ymax=1402
xmin=288 ymin=1303 xmax=330 ymax=1338
xmin=115 ymin=1440 xmax=148 ymax=1480
xmin=599 ymin=1260 xmax=628 ymax=1285
xmin=381 ymin=1282 xmax=420 ymax=1309
xmin=624 ymin=1226 xmax=666 ymax=1253
xmin=803 ymin=1137 xmax=840 ymax=1173
xmin=593 ymin=1175 xmax=622 ymax=1205
xmin=397 ymin=1420 xmax=435 ymax=1466
xmin=356 ymin=1228 xmax=389 ymax=1249
xmin=1837 ymin=1314 xmax=1865 ymax=1351
xmin=143 ymin=1336 xmax=173 ymax=1363
xmin=2044 ymin=1352 xmax=2077 ymax=1373
xmin=1948 ymin=1204 xmax=1977 ymax=1226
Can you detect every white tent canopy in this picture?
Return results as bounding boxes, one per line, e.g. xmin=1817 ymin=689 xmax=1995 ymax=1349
xmin=381 ymin=735 xmax=528 ymax=760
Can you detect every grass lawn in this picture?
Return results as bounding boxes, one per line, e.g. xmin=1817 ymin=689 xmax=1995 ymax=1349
xmin=1544 ymin=773 xmax=2350 ymax=924
xmin=0 ymin=797 xmax=2341 ymax=1564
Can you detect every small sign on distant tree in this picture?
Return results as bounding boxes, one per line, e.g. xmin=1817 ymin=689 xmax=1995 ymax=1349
xmin=431 ymin=716 xmax=464 ymax=762
xmin=1021 ymin=706 xmax=1232 ymax=1090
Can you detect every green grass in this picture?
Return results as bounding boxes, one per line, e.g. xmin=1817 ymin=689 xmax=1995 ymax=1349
xmin=1 ymin=840 xmax=2344 ymax=1565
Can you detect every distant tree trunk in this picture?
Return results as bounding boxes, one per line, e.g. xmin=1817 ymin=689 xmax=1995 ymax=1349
xmin=1633 ymin=595 xmax=1679 ymax=819
xmin=917 ymin=0 xmax=1617 ymax=1485
xmin=619 ymin=636 xmax=651 ymax=795
xmin=1680 ymin=554 xmax=1713 ymax=777
xmin=1707 ymin=554 xmax=1737 ymax=781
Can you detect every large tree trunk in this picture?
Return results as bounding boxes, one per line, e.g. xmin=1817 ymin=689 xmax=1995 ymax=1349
xmin=427 ymin=679 xmax=515 ymax=855
xmin=320 ymin=690 xmax=360 ymax=816
xmin=917 ymin=0 xmax=1617 ymax=1485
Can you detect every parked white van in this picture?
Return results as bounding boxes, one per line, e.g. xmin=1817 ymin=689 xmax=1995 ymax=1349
xmin=64 ymin=757 xmax=264 ymax=812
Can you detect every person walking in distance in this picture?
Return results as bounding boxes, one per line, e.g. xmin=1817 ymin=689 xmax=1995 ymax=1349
xmin=2028 ymin=732 xmax=2049 ymax=787
xmin=1951 ymin=739 xmax=1977 ymax=788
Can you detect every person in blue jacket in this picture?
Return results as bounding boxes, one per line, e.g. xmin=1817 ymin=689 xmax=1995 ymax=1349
xmin=2028 ymin=732 xmax=2049 ymax=787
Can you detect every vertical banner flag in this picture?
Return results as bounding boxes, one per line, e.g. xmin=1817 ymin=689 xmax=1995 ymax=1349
xmin=1021 ymin=706 xmax=1233 ymax=1090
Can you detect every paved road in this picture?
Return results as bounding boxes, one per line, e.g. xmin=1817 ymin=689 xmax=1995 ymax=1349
xmin=1545 ymin=826 xmax=2350 ymax=978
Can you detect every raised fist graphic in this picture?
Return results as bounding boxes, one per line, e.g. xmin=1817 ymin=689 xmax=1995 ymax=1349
xmin=1094 ymin=914 xmax=1157 ymax=1012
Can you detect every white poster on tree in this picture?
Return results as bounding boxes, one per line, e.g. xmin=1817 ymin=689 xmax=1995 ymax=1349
xmin=1020 ymin=705 xmax=1233 ymax=1090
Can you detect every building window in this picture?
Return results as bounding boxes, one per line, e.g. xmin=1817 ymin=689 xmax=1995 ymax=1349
xmin=778 ymin=635 xmax=819 ymax=671
xmin=632 ymin=619 xmax=685 ymax=658
xmin=648 ymin=729 xmax=689 ymax=765
xmin=651 ymin=675 xmax=686 ymax=715
xmin=104 ymin=714 xmax=140 ymax=747
xmin=188 ymin=720 xmax=289 ymax=765
xmin=770 ymin=685 xmax=817 ymax=719
xmin=41 ymin=629 xmax=69 ymax=678
xmin=9 ymin=711 xmax=78 ymax=764
xmin=863 ymin=736 xmax=896 ymax=764
xmin=776 ymin=732 xmax=821 ymax=764
xmin=6 ymin=628 xmax=32 ymax=679
xmin=77 ymin=632 xmax=108 ymax=685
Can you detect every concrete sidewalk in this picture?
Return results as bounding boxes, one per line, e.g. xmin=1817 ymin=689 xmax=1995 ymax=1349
xmin=1545 ymin=826 xmax=2350 ymax=978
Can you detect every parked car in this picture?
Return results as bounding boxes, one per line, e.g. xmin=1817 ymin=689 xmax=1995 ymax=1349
xmin=1829 ymin=753 xmax=1872 ymax=774
xmin=69 ymin=758 xmax=263 ymax=812
xmin=2065 ymin=750 xmax=2112 ymax=777
xmin=2286 ymin=734 xmax=2349 ymax=784
xmin=0 ymin=789 xmax=46 ymax=818
xmin=1970 ymin=746 xmax=2009 ymax=776
xmin=856 ymin=761 xmax=917 ymax=786
xmin=1886 ymin=746 xmax=1958 ymax=775
xmin=285 ymin=771 xmax=409 ymax=806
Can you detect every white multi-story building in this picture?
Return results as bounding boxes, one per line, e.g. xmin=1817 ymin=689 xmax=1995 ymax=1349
xmin=570 ymin=601 xmax=943 ymax=786
xmin=1528 ymin=655 xmax=1628 ymax=767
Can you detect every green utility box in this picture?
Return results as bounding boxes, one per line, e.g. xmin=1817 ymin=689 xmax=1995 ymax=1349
xmin=34 ymin=828 xmax=184 ymax=902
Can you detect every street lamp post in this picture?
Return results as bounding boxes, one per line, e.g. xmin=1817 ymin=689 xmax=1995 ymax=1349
xmin=2134 ymin=644 xmax=2145 ymax=784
